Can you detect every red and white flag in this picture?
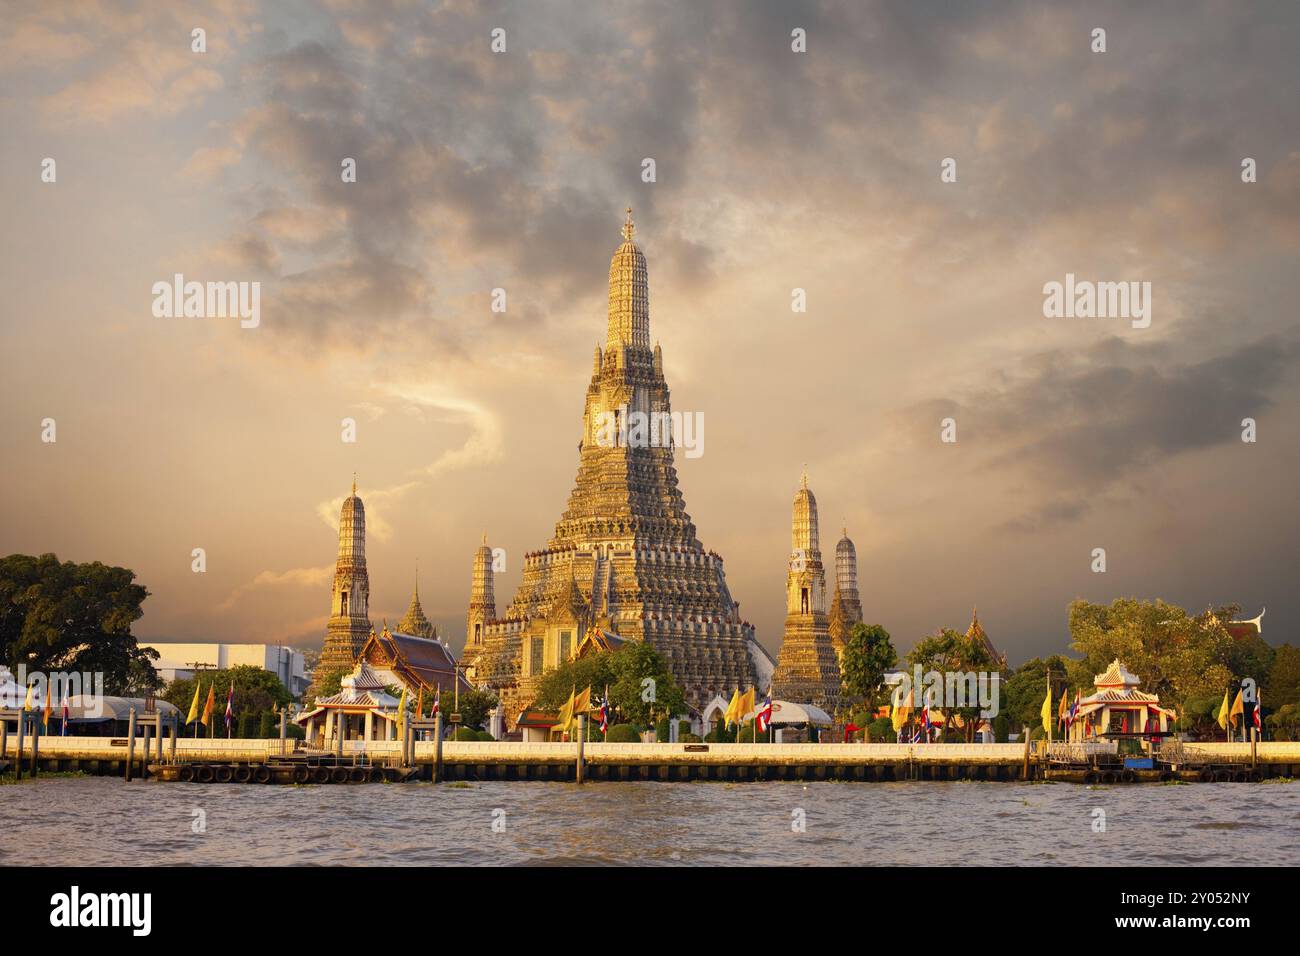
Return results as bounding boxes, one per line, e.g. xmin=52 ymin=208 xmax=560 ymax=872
xmin=224 ymin=682 xmax=234 ymax=735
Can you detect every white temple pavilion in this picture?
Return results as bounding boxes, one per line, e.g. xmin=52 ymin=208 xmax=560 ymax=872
xmin=296 ymin=660 xmax=402 ymax=747
xmin=1071 ymin=659 xmax=1177 ymax=740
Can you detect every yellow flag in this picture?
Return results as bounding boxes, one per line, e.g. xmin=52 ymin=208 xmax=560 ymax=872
xmin=1040 ymin=685 xmax=1053 ymax=733
xmin=201 ymin=683 xmax=215 ymax=726
xmin=738 ymin=688 xmax=756 ymax=720
xmin=556 ymin=687 xmax=576 ymax=735
xmin=43 ymin=681 xmax=53 ymax=726
xmin=1058 ymin=690 xmax=1069 ymax=722
xmin=891 ymin=688 xmax=913 ymax=731
xmin=23 ymin=682 xmax=33 ymax=711
xmin=396 ymin=685 xmax=408 ymax=741
xmin=186 ymin=681 xmax=202 ymax=724
xmin=573 ymin=686 xmax=592 ymax=716
xmin=1216 ymin=689 xmax=1230 ymax=730
xmin=723 ymin=689 xmax=741 ymax=729
xmin=1229 ymin=689 xmax=1244 ymax=728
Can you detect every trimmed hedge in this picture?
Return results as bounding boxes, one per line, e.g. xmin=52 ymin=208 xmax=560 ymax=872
xmin=606 ymin=723 xmax=641 ymax=743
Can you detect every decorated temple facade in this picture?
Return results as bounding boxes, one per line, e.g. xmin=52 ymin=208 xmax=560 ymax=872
xmin=460 ymin=536 xmax=496 ymax=682
xmin=469 ymin=211 xmax=759 ymax=723
xmin=305 ymin=480 xmax=374 ymax=702
xmin=296 ymin=660 xmax=402 ymax=746
xmin=771 ymin=472 xmax=842 ymax=709
xmin=1070 ymin=659 xmax=1176 ymax=740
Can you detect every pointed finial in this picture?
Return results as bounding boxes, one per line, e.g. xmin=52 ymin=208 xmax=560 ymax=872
xmin=482 ymin=531 xmax=488 ymax=545
xmin=414 ymin=559 xmax=419 ymax=597
xmin=352 ymin=473 xmax=357 ymax=497
xmin=800 ymin=466 xmax=808 ymax=490
xmin=622 ymin=206 xmax=635 ymax=241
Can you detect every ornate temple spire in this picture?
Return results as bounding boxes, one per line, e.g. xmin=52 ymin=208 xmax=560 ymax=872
xmin=773 ymin=470 xmax=839 ymax=707
xmin=465 ymin=535 xmax=497 ymax=650
xmin=606 ymin=206 xmax=649 ymax=352
xmin=336 ymin=482 xmax=366 ymax=574
xmin=791 ymin=470 xmax=819 ymax=556
xmin=306 ymin=479 xmax=372 ymax=702
xmin=398 ymin=567 xmax=436 ymax=640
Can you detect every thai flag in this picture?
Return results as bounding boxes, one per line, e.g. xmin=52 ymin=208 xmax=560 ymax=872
xmin=1068 ymin=690 xmax=1080 ymax=727
xmin=433 ymin=688 xmax=440 ymax=715
xmin=598 ymin=694 xmax=610 ymax=733
xmin=60 ymin=692 xmax=69 ymax=736
xmin=921 ymin=707 xmax=933 ymax=743
xmin=1253 ymin=690 xmax=1262 ymax=734
xmin=224 ymin=682 xmax=234 ymax=733
xmin=755 ymin=695 xmax=773 ymax=733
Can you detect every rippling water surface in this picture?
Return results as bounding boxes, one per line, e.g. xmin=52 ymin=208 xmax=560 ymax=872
xmin=3 ymin=777 xmax=1297 ymax=866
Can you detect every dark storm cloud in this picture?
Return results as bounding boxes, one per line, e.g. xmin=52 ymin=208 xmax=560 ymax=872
xmin=911 ymin=327 xmax=1300 ymax=530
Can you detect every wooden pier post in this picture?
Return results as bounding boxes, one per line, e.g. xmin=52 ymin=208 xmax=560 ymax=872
xmin=30 ymin=717 xmax=41 ymax=777
xmin=433 ymin=713 xmax=443 ymax=783
xmin=125 ymin=707 xmax=137 ymax=782
xmin=1 ymin=719 xmax=7 ymax=766
xmin=155 ymin=718 xmax=164 ymax=763
xmin=334 ymin=711 xmax=344 ymax=759
xmin=169 ymin=715 xmax=178 ymax=760
xmin=141 ymin=725 xmax=151 ymax=779
xmin=279 ymin=707 xmax=287 ymax=755
xmin=14 ymin=715 xmax=24 ymax=781
xmin=576 ymin=714 xmax=587 ymax=785
xmin=1022 ymin=729 xmax=1031 ymax=781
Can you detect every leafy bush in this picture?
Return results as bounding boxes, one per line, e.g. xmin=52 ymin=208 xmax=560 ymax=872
xmin=868 ymin=717 xmax=894 ymax=742
xmin=607 ymin=723 xmax=640 ymax=743
xmin=992 ymin=715 xmax=1010 ymax=743
xmin=451 ymin=727 xmax=480 ymax=741
xmin=705 ymin=723 xmax=735 ymax=743
xmin=475 ymin=730 xmax=495 ymax=742
xmin=655 ymin=717 xmax=670 ymax=742
xmin=680 ymin=733 xmax=703 ymax=743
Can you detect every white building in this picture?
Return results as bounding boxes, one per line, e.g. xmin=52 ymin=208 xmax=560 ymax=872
xmin=140 ymin=642 xmax=308 ymax=698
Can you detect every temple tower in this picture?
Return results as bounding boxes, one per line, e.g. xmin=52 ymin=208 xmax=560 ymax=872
xmin=474 ymin=210 xmax=757 ymax=717
xmin=771 ymin=472 xmax=842 ymax=708
xmin=398 ymin=566 xmax=437 ymax=640
xmin=827 ymin=528 xmax=864 ymax=659
xmin=461 ymin=535 xmax=496 ymax=680
xmin=307 ymin=479 xmax=373 ymax=701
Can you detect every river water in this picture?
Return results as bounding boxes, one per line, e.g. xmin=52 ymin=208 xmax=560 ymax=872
xmin=2 ymin=777 xmax=1297 ymax=866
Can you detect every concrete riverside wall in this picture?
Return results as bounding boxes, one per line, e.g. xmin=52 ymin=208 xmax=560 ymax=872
xmin=7 ymin=737 xmax=1299 ymax=765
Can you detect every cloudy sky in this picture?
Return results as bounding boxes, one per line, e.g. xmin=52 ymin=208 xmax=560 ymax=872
xmin=2 ymin=0 xmax=1297 ymax=666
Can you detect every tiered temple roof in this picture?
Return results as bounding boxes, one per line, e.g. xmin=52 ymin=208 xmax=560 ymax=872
xmin=471 ymin=210 xmax=757 ymax=719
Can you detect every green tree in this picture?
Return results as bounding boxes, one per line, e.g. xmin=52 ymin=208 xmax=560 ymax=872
xmin=1266 ymin=703 xmax=1300 ymax=741
xmin=163 ymin=664 xmax=291 ymax=721
xmin=1266 ymin=644 xmax=1300 ymax=709
xmin=448 ymin=686 xmax=498 ymax=731
xmin=0 ymin=553 xmax=157 ymax=694
xmin=906 ymin=627 xmax=1003 ymax=741
xmin=840 ymin=623 xmax=897 ymax=706
xmin=308 ymin=665 xmax=351 ymax=705
xmin=1003 ymin=655 xmax=1073 ymax=730
xmin=1067 ymin=598 xmax=1234 ymax=717
xmin=533 ymin=641 xmax=686 ymax=728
